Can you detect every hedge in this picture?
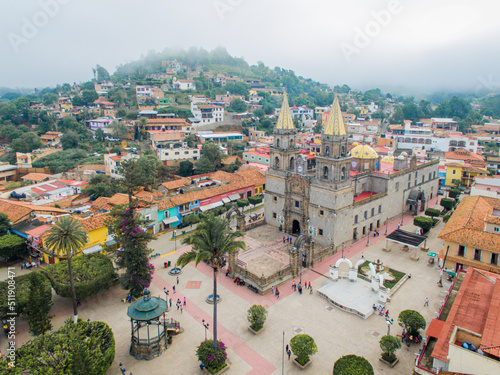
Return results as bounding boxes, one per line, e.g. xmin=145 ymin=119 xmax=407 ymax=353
xmin=43 ymin=253 xmax=116 ymax=301
xmin=0 ymin=272 xmax=52 ymax=319
xmin=413 ymin=216 xmax=434 ymax=232
xmin=424 ymin=208 xmax=440 ymax=218
xmin=333 ymin=355 xmax=374 ymax=375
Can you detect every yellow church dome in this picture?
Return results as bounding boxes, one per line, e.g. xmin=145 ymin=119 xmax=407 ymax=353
xmin=349 ymin=144 xmax=379 ymax=159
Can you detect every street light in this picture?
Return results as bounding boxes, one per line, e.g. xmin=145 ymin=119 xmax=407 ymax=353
xmin=173 ymin=230 xmax=177 ymax=252
xmin=385 ymin=219 xmax=388 ymax=235
xmin=386 ymin=318 xmax=394 ymax=335
xmin=342 ymin=241 xmax=345 ymax=258
xmin=163 ymin=287 xmax=169 ymax=306
xmin=202 ymin=319 xmax=210 ymax=341
xmin=366 ymin=231 xmax=370 ymax=246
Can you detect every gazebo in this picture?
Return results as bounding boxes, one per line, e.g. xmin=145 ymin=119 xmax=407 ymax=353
xmin=127 ymin=289 xmax=174 ymax=360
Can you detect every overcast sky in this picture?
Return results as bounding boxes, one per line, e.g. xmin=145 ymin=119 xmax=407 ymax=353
xmin=1 ymin=0 xmax=500 ymax=94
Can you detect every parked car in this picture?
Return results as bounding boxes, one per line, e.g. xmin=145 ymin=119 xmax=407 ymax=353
xmin=437 ymin=190 xmax=444 ymax=196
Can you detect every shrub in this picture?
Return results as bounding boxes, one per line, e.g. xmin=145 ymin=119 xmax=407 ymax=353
xmin=0 ymin=234 xmax=26 ymax=259
xmin=0 ymin=320 xmax=115 ymax=374
xmin=247 ymin=304 xmax=268 ymax=331
xmin=43 ymin=253 xmax=116 ymax=301
xmin=333 ymin=355 xmax=374 ymax=375
xmin=290 ymin=334 xmax=318 ymax=366
xmin=424 ymin=208 xmax=440 ymax=218
xmin=449 ymin=189 xmax=461 ymax=199
xmin=196 ymin=340 xmax=228 ymax=374
xmin=440 ymin=198 xmax=455 ymax=211
xmin=398 ymin=309 xmax=426 ymax=337
xmin=379 ymin=335 xmax=401 ymax=363
xmin=413 ymin=216 xmax=433 ymax=232
xmin=248 ymin=195 xmax=263 ymax=207
xmin=0 ymin=272 xmax=51 ymax=319
xmin=236 ymin=199 xmax=249 ymax=208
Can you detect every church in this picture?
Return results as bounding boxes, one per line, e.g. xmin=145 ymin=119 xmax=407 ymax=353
xmin=264 ymin=93 xmax=439 ymax=257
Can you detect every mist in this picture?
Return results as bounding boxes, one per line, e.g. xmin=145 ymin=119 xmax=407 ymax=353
xmin=1 ymin=0 xmax=499 ymax=94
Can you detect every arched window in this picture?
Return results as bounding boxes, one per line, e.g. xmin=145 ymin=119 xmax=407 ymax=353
xmin=289 ymin=157 xmax=295 ymax=170
xmin=405 ymin=138 xmax=411 ymax=143
xmin=458 ymin=141 xmax=466 ymax=147
xmin=411 ymin=138 xmax=418 ymax=143
xmin=341 ymin=166 xmax=346 ymax=180
xmin=276 ymin=138 xmax=280 ymax=148
xmin=341 ymin=146 xmax=346 ymax=156
xmin=323 ymin=166 xmax=329 ymax=179
xmin=274 ymin=156 xmax=280 ymax=169
xmin=419 ymin=138 xmax=425 ymax=144
xmin=325 ymin=146 xmax=330 ymax=156
xmin=425 ymin=139 xmax=432 ymax=144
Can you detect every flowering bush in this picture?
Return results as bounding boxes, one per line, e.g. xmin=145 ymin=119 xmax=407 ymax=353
xmin=196 ymin=339 xmax=228 ymax=374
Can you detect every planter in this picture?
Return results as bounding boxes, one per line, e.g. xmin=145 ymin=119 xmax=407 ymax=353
xmin=292 ymin=358 xmax=312 ymax=370
xmin=203 ymin=360 xmax=230 ymax=375
xmin=248 ymin=326 xmax=265 ymax=335
xmin=379 ymin=357 xmax=399 ymax=368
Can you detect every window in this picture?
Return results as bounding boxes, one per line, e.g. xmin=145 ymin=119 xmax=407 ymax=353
xmin=175 ymin=152 xmax=180 ymax=155
xmin=354 ymin=215 xmax=358 ymax=224
xmin=416 ymin=172 xmax=418 ymax=178
xmin=318 ymin=229 xmax=323 ymax=236
xmin=491 ymin=253 xmax=498 ymax=265
xmin=378 ymin=205 xmax=382 ymax=213
xmin=295 ymin=201 xmax=300 ymax=208
xmin=409 ymin=174 xmax=412 ymax=180
xmin=273 ymin=212 xmax=277 ymax=219
xmin=369 ymin=223 xmax=373 ymax=231
xmin=494 ymin=227 xmax=499 ymax=232
xmin=184 ymin=151 xmax=189 ymax=155
xmin=457 ymin=245 xmax=465 ymax=257
xmin=319 ymin=210 xmax=324 ymax=217
xmin=371 ymin=208 xmax=375 ymax=217
xmin=474 ymin=249 xmax=482 ymax=261
xmin=422 ymin=176 xmax=425 ymax=184
xmin=364 ymin=211 xmax=367 ymax=219
xmin=273 ymin=196 xmax=277 ymax=202
xmin=362 ymin=226 xmax=366 ymax=235
xmin=408 ymin=182 xmax=411 ymax=189
xmin=433 ymin=171 xmax=436 ymax=179
xmin=429 ymin=173 xmax=432 ymax=181
xmin=452 ymin=169 xmax=456 ymax=175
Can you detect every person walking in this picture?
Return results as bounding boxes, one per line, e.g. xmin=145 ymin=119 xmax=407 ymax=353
xmin=361 ymin=252 xmax=364 ymax=259
xmin=271 ymin=286 xmax=275 ymax=294
xmin=298 ymin=285 xmax=302 ymax=295
xmin=172 ymin=285 xmax=176 ymax=294
xmin=176 ymin=276 xmax=179 ymax=285
xmin=309 ymin=287 xmax=313 ymax=295
xmin=183 ymin=297 xmax=186 ymax=306
xmin=424 ymin=297 xmax=429 ymax=307
xmin=283 ymin=237 xmax=285 ymax=243
xmin=287 ymin=348 xmax=291 ymax=360
xmin=276 ymin=288 xmax=280 ymax=299
xmin=292 ymin=281 xmax=296 ymax=291
xmin=169 ymin=298 xmax=172 ymax=308
xmin=308 ymin=281 xmax=311 ymax=289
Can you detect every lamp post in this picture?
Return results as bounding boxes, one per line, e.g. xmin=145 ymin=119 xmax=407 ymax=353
xmin=173 ymin=230 xmax=177 ymax=252
xmin=202 ymin=319 xmax=210 ymax=341
xmin=366 ymin=232 xmax=370 ymax=246
xmin=163 ymin=287 xmax=169 ymax=305
xmin=342 ymin=241 xmax=345 ymax=258
xmin=385 ymin=219 xmax=388 ymax=235
xmin=386 ymin=318 xmax=394 ymax=335
xmin=282 ymin=331 xmax=285 ymax=375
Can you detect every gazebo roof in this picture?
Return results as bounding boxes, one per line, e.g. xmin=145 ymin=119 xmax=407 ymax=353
xmin=127 ymin=289 xmax=168 ymax=321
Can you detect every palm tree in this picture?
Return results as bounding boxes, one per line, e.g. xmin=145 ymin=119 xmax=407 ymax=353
xmin=177 ymin=215 xmax=245 ymax=346
xmin=44 ymin=216 xmax=87 ymax=324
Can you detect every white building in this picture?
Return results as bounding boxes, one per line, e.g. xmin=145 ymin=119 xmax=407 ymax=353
xmin=191 ymin=103 xmax=224 ymax=125
xmin=87 ymin=117 xmax=116 ymax=132
xmin=290 ymin=105 xmax=314 ymax=119
xmin=135 ymin=85 xmax=154 ymax=98
xmin=104 ymin=152 xmax=140 ymax=179
xmin=157 ymin=147 xmax=200 ymax=162
xmin=173 ymin=79 xmax=196 ymax=91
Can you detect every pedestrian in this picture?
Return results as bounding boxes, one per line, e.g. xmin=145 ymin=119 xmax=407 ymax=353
xmin=308 ymin=281 xmax=311 ymax=289
xmin=127 ymin=294 xmax=132 ymax=303
xmin=183 ymin=297 xmax=186 ymax=306
xmin=283 ymin=237 xmax=285 ymax=243
xmin=176 ymin=276 xmax=179 ymax=285
xmin=385 ymin=310 xmax=389 ymax=318
xmin=173 ymin=285 xmax=176 ymax=294
xmin=276 ymin=288 xmax=280 ymax=299
xmin=176 ymin=302 xmax=179 ymax=310
xmin=298 ymin=285 xmax=302 ymax=295
xmin=309 ymin=287 xmax=313 ymax=295
xmin=292 ymin=281 xmax=296 ymax=291
xmin=166 ymin=289 xmax=169 ymax=296
xmin=271 ymin=286 xmax=275 ymax=294
xmin=285 ymin=344 xmax=289 ymax=352
xmin=398 ymin=223 xmax=401 ymax=229
xmin=424 ymin=297 xmax=429 ymax=307
xmin=180 ymin=306 xmax=183 ymax=314
xmin=169 ymin=298 xmax=172 ymax=308
xmin=361 ymin=252 xmax=364 ymax=259
xmin=287 ymin=348 xmax=291 ymax=360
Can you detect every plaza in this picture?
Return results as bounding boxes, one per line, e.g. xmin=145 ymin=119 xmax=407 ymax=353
xmin=0 ymin=198 xmax=450 ymax=375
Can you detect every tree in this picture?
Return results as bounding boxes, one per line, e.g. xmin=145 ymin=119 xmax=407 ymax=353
xmin=118 ymin=155 xmax=159 ymax=202
xmin=199 ymin=142 xmax=224 ymax=169
xmin=108 ymin=203 xmax=154 ymax=297
xmin=248 ymin=195 xmax=263 ymax=208
xmin=379 ymin=335 xmax=401 ymax=363
xmin=440 ymin=198 xmax=456 ymax=211
xmin=184 ymin=134 xmax=197 ymax=148
xmin=0 ymin=212 xmax=12 ymax=236
xmin=314 ymin=122 xmax=322 ymax=134
xmin=94 ymin=128 xmax=105 ymax=141
xmin=0 ymin=234 xmax=26 ymax=259
xmin=247 ymin=304 xmax=268 ymax=331
xmin=413 ymin=216 xmax=433 ymax=232
xmin=178 ymin=160 xmax=194 ymax=176
xmin=178 ymin=216 xmax=245 ymax=346
xmin=230 ymin=98 xmax=247 ymax=112
xmin=333 ymin=355 xmax=374 ymax=375
xmin=26 ymin=272 xmax=53 ymax=335
xmin=110 ymin=121 xmax=129 ymax=139
xmin=81 ymin=90 xmax=98 ymax=106
xmin=448 ymin=189 xmax=461 ymax=199
xmin=95 ymin=64 xmax=110 ymax=82
xmin=0 ymin=320 xmax=115 ymax=374
xmin=43 ymin=253 xmax=116 ymax=301
xmin=290 ymin=334 xmax=318 ymax=365
xmin=182 ymin=214 xmax=200 ymax=227
xmin=195 ymin=157 xmax=215 ymax=174
xmin=11 ymin=132 xmax=42 ymax=153
xmin=42 ymin=93 xmax=59 ymax=106
xmin=196 ymin=339 xmax=228 ymax=374
xmin=44 ymin=216 xmax=87 ymax=323
xmin=236 ymin=199 xmax=249 ymax=209
xmin=398 ymin=309 xmax=426 ymax=337
xmin=390 ymin=105 xmax=404 ymax=124
xmin=60 ymin=130 xmax=80 ymax=149
xmin=425 ymin=208 xmax=440 ymax=218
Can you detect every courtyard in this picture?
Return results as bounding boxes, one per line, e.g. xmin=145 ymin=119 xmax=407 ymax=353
xmin=0 ymin=200 xmax=451 ymax=375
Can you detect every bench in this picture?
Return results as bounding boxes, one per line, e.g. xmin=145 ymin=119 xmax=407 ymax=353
xmin=247 ymin=284 xmax=259 ymax=294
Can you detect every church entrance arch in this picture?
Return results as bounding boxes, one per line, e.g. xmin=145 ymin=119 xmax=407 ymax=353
xmin=292 ymin=220 xmax=301 ymax=234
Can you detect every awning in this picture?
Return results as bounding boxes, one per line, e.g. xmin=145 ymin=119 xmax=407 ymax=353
xmin=83 ymin=244 xmax=103 ymax=254
xmin=222 ymin=197 xmax=231 ymax=204
xmin=211 ymin=201 xmax=223 ymax=208
xmin=162 ymin=217 xmax=179 ymax=225
xmin=200 ymin=205 xmax=211 ymax=212
xmin=426 ymin=319 xmax=445 ymax=338
xmin=386 ymin=229 xmax=427 ymax=248
xmin=228 ymin=193 xmax=240 ymax=201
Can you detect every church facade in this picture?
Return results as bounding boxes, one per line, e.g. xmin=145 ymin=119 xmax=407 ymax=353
xmin=265 ymin=94 xmax=439 ymax=254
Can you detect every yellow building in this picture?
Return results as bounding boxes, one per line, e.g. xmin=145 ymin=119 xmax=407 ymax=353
xmin=445 ymin=163 xmax=488 ymax=187
xmin=438 ymin=196 xmax=500 ymax=274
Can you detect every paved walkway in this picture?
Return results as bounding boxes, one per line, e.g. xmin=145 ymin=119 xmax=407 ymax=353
xmin=0 ymin=197 xmax=448 ymax=374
